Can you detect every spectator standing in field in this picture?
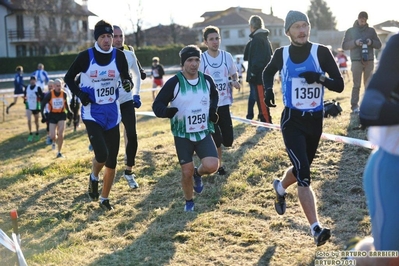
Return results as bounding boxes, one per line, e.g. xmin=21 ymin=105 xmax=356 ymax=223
xmin=336 ymin=48 xmax=350 ymax=82
xmin=152 ymin=45 xmax=219 ymax=212
xmin=244 ymin=15 xmax=273 ymax=131
xmin=25 ymin=76 xmax=45 ymax=142
xmin=41 ymin=79 xmax=73 ymax=158
xmin=199 ymin=25 xmax=240 ymax=175
xmin=151 ymin=56 xmax=165 ymax=100
xmin=342 ymin=11 xmax=381 ymax=113
xmin=32 ymin=63 xmax=49 ymax=92
xmin=262 ymin=10 xmax=344 ymax=246
xmin=6 ymin=66 xmax=25 ymax=114
xmin=64 ymin=20 xmax=133 ymax=211
xmin=236 ymin=56 xmax=246 ymax=91
xmin=349 ymin=33 xmax=399 ymax=266
xmin=112 ymin=25 xmax=142 ymax=189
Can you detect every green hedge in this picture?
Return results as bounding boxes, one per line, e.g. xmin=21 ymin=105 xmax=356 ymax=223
xmin=0 ymin=45 xmax=189 ymax=75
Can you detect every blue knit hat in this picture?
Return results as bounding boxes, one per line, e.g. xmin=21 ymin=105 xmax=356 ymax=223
xmin=284 ymin=10 xmax=310 ymax=33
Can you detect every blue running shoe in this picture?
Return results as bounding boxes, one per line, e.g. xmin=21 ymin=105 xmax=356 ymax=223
xmin=184 ymin=200 xmax=195 ymax=212
xmin=193 ymin=168 xmax=203 ymax=194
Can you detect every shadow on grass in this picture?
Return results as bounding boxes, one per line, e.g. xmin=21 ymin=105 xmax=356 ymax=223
xmin=316 ymin=110 xmax=370 ymax=250
xmin=87 ymin=121 xmax=273 ymax=265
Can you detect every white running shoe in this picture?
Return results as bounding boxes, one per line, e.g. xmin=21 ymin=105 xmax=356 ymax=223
xmin=124 ymin=171 xmax=139 ymax=189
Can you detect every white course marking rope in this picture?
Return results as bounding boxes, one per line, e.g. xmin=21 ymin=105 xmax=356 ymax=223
xmin=136 ymin=111 xmax=375 ymax=150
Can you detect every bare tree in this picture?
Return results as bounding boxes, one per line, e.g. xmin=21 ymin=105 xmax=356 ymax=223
xmin=127 ymin=0 xmax=144 ymax=47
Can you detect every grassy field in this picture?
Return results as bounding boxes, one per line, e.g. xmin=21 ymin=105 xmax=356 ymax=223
xmin=0 ymin=75 xmax=371 ymax=266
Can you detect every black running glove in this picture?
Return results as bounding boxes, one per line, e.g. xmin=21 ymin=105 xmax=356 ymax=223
xmin=77 ymin=91 xmax=91 ymax=106
xmin=122 ymin=79 xmax=133 ymax=92
xmin=209 ymin=108 xmax=219 ymax=123
xmin=41 ymin=113 xmax=47 ymax=123
xmin=264 ymin=89 xmax=276 ymax=107
xmin=299 ymin=71 xmax=321 ymax=84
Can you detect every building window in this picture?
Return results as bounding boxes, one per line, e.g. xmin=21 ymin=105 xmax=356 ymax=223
xmin=238 ymin=29 xmax=245 ymax=38
xmin=16 ymin=45 xmax=26 ymax=57
xmin=82 ymin=20 xmax=88 ymax=32
xmin=34 ymin=16 xmax=40 ymax=38
xmin=29 ymin=46 xmax=38 ymax=56
xmin=222 ymin=30 xmax=230 ymax=39
xmin=49 ymin=17 xmax=56 ymax=32
xmin=16 ymin=15 xmax=24 ymax=39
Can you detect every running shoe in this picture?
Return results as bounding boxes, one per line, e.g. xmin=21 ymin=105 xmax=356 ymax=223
xmin=56 ymin=152 xmax=64 ymax=158
xmin=27 ymin=135 xmax=33 ymax=142
xmin=88 ymin=175 xmax=99 ymax=200
xmin=193 ymin=168 xmax=203 ymax=194
xmin=313 ymin=225 xmax=331 ymax=246
xmin=217 ymin=166 xmax=226 ymax=175
xmin=124 ymin=171 xmax=139 ymax=189
xmin=184 ymin=200 xmax=195 ymax=212
xmin=46 ymin=136 xmax=52 ymax=145
xmin=273 ymin=179 xmax=287 ymax=215
xmin=100 ymin=199 xmax=114 ymax=211
xmin=34 ymin=134 xmax=40 ymax=141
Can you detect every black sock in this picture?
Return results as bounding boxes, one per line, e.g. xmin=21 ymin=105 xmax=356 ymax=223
xmin=125 ymin=170 xmax=132 ymax=175
xmin=194 ymin=168 xmax=201 ymax=177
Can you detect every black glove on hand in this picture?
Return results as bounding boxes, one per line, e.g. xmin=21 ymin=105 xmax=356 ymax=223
xmin=264 ymin=89 xmax=276 ymax=107
xmin=165 ymin=107 xmax=178 ymax=118
xmin=67 ymin=111 xmax=73 ymax=120
xmin=122 ymin=79 xmax=133 ymax=92
xmin=140 ymin=70 xmax=147 ymax=80
xmin=70 ymin=100 xmax=75 ymax=110
xmin=41 ymin=114 xmax=47 ymax=124
xmin=77 ymin=91 xmax=90 ymax=106
xmin=209 ymin=108 xmax=219 ymax=123
xmin=299 ymin=71 xmax=321 ymax=84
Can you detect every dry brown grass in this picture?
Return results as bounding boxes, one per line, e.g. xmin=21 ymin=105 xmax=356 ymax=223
xmin=0 ymin=76 xmax=371 ymax=266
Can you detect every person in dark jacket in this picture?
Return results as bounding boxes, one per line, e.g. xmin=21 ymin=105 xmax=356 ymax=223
xmin=342 ymin=11 xmax=382 ymax=113
xmin=244 ymin=15 xmax=273 ymax=130
xmin=6 ymin=66 xmax=25 ymax=114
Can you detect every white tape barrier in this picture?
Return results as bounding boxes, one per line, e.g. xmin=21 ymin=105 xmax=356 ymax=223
xmin=0 ymin=229 xmax=27 ymax=265
xmin=0 ymin=229 xmax=15 ymax=252
xmin=12 ymin=233 xmax=28 ymax=266
xmin=136 ymin=111 xmax=375 ymax=150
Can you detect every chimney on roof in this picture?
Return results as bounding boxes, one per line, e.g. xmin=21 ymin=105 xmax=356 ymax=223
xmin=82 ymin=0 xmax=88 ymax=11
xmin=236 ymin=6 xmax=241 ymax=13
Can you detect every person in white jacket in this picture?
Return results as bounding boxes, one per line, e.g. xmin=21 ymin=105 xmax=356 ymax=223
xmin=112 ymin=25 xmax=142 ymax=189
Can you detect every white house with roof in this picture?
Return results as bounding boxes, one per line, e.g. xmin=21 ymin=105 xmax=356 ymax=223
xmin=0 ymin=0 xmax=96 ymax=58
xmin=192 ymin=7 xmax=287 ymax=55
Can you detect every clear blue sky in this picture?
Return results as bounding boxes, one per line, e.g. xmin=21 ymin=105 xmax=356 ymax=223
xmin=81 ymin=0 xmax=397 ymax=33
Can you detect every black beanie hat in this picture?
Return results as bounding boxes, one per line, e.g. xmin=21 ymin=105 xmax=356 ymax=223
xmin=94 ymin=20 xmax=114 ymax=41
xmin=179 ymin=45 xmax=201 ymax=65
